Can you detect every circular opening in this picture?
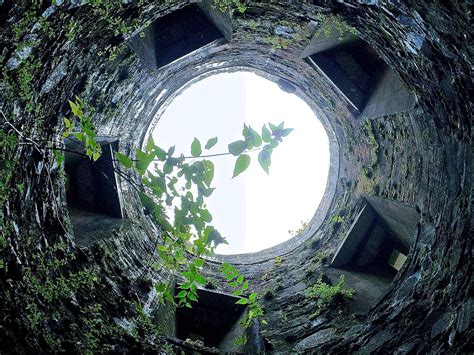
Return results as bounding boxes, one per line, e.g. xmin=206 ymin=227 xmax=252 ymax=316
xmin=151 ymin=71 xmax=330 ymax=254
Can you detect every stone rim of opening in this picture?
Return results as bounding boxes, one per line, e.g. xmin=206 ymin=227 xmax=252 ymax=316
xmin=143 ymin=66 xmax=340 ymax=264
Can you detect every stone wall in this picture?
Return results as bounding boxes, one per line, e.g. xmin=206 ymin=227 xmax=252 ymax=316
xmin=0 ymin=0 xmax=471 ymax=353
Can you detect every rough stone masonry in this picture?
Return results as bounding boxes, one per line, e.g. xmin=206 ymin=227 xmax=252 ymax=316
xmin=0 ymin=0 xmax=471 ymax=353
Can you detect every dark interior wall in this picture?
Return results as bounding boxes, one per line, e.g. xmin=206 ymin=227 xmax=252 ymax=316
xmin=0 ymin=0 xmax=471 ymax=353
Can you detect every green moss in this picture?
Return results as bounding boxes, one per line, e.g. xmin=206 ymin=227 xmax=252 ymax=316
xmin=211 ymin=0 xmax=247 ymax=14
xmin=363 ymin=120 xmax=380 ymax=171
xmin=265 ymin=35 xmax=291 ymax=49
xmin=315 ymin=13 xmax=359 ymax=41
xmin=0 ymin=129 xmax=18 ymax=271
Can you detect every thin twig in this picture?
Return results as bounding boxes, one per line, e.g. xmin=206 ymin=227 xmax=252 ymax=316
xmin=1 ymin=110 xmax=42 ymax=153
xmin=150 ymin=147 xmax=260 ymax=162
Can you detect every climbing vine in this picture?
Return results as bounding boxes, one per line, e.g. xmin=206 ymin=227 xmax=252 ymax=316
xmin=60 ymin=97 xmax=291 ymax=332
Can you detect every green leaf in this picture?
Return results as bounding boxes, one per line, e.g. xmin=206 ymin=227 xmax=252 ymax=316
xmin=249 ymin=292 xmax=258 ymax=301
xmin=92 ymin=151 xmax=100 ymax=161
xmin=203 ymin=160 xmax=214 ymax=187
xmin=205 ymin=137 xmax=218 ymax=150
xmin=156 ymin=282 xmax=166 ymax=292
xmin=242 ymin=280 xmax=249 ymax=291
xmin=195 ymin=274 xmax=207 ymax=285
xmin=180 ymin=282 xmax=192 ymax=289
xmin=236 ymin=298 xmax=249 ymax=305
xmin=208 ymin=229 xmax=226 ymax=247
xmin=232 ymin=154 xmax=251 ymax=178
xmin=115 ymin=151 xmax=133 ymax=169
xmin=198 ymin=186 xmax=215 ymax=198
xmin=262 ymin=125 xmax=271 ymax=142
xmin=242 ymin=124 xmax=251 ymax=140
xmin=199 ymin=209 xmax=212 ymax=223
xmin=188 ymin=292 xmax=198 ymax=302
xmin=156 ymin=212 xmax=174 ymax=232
xmin=54 ymin=150 xmax=64 ymax=166
xmin=228 ymin=140 xmax=246 ymax=156
xmin=135 ymin=149 xmax=154 ymax=172
xmin=249 ymin=126 xmax=262 ymax=147
xmin=242 ymin=125 xmax=253 ymax=150
xmin=232 ymin=289 xmax=243 ymax=296
xmin=191 ymin=138 xmax=202 ymax=157
xmin=138 ymin=191 xmax=157 ymax=212
xmin=191 ymin=216 xmax=205 ymax=233
xmin=182 ymin=271 xmax=193 ymax=280
xmin=64 ymin=117 xmax=71 ymax=129
xmin=258 ymin=148 xmax=272 ymax=174
xmin=237 ymin=275 xmax=244 ymax=284
xmin=146 ymin=136 xmax=154 ymax=152
xmin=68 ymin=99 xmax=82 ymax=117
xmin=163 ymin=162 xmax=173 ymax=174
xmin=280 ymin=128 xmax=294 ymax=137
xmin=74 ymin=132 xmax=84 ymax=142
xmin=194 ymin=259 xmax=205 ymax=268
xmin=177 ymin=290 xmax=187 ymax=298
xmin=154 ymin=146 xmax=167 ymax=161
xmin=269 ymin=122 xmax=278 ymax=134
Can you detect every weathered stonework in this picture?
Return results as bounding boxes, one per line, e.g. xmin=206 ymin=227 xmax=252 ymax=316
xmin=0 ymin=0 xmax=471 ymax=353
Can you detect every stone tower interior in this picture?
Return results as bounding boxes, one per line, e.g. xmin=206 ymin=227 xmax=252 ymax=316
xmin=0 ymin=1 xmax=472 ymax=353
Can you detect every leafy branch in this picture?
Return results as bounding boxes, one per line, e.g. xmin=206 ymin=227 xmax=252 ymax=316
xmin=55 ymin=97 xmax=289 ymax=329
xmin=221 ymin=262 xmax=266 ymax=336
xmin=63 ymin=97 xmax=102 ymax=162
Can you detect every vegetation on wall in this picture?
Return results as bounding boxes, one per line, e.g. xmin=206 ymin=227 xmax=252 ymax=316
xmin=306 ymin=275 xmax=354 ymax=314
xmin=315 ymin=13 xmax=359 ymax=41
xmin=211 ymin=0 xmax=247 ymax=14
xmin=288 ymin=219 xmax=309 ymax=236
xmin=0 ymin=0 xmax=289 ymax=348
xmin=0 ymin=1 xmax=361 ymax=351
xmin=0 ymin=129 xmax=18 ymax=271
xmin=61 ymin=97 xmax=289 ymax=336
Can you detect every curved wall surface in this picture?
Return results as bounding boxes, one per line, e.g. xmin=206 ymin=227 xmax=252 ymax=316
xmin=0 ymin=1 xmax=471 ymax=353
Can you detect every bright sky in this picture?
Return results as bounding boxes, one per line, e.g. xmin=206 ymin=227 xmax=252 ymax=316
xmin=152 ymin=72 xmax=329 ymax=254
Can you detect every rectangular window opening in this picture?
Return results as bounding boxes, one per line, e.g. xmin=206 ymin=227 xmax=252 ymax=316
xmin=175 ymin=288 xmax=247 ymax=350
xmin=130 ymin=2 xmax=232 ymax=70
xmin=327 ymin=196 xmax=419 ymax=313
xmin=64 ymin=136 xmax=124 ymax=245
xmin=302 ymin=27 xmax=415 ymax=119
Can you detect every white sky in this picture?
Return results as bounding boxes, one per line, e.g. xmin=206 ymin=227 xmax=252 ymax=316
xmin=152 ymin=72 xmax=329 ymax=254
